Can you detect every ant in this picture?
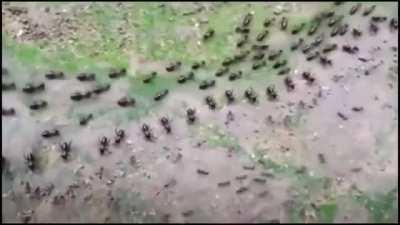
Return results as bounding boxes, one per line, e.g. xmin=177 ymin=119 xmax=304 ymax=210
xmin=177 ymin=71 xmax=195 ymax=84
xmin=118 ymin=96 xmax=136 ymax=107
xmin=291 ymin=38 xmax=304 ymax=51
xmin=24 ymin=152 xmax=35 ymax=171
xmin=192 ymin=61 xmax=205 ymax=70
xmin=280 ymin=17 xmax=288 ymax=30
xmin=244 ymin=87 xmax=257 ymax=104
xmin=390 ymin=18 xmax=398 ymax=30
xmin=284 ymin=77 xmax=295 ymax=91
xmin=166 ymin=61 xmax=181 ymax=72
xmin=349 ymin=3 xmax=361 ymax=15
xmin=205 ymin=96 xmax=217 ymax=110
xmin=266 ymin=85 xmax=278 ymax=100
xmin=352 ymin=28 xmax=362 ymax=38
xmin=2 ymin=107 xmax=15 ymax=116
xmin=306 ymin=51 xmax=320 ymax=61
xmin=141 ymin=124 xmax=153 ymax=141
xmin=252 ymin=60 xmax=266 ymax=70
xmin=263 ymin=17 xmax=275 ymax=27
xmin=114 ymin=128 xmax=125 ymax=144
xmin=338 ymin=24 xmax=349 ymax=36
xmin=29 ymin=100 xmax=47 ymax=110
xmin=268 ymin=50 xmax=283 ymax=60
xmin=277 ymin=67 xmax=291 ymax=75
xmin=59 ymin=141 xmax=71 ymax=160
xmin=291 ymin=23 xmax=305 ymax=35
xmin=308 ymin=20 xmax=321 ymax=35
xmin=225 ymin=90 xmax=235 ymax=103
xmin=45 ymin=71 xmax=64 ymax=80
xmin=154 ymin=89 xmax=169 ymax=101
xmin=252 ymin=44 xmax=269 ymax=51
xmin=22 ymin=82 xmax=45 ymax=94
xmin=302 ymin=72 xmax=315 ymax=84
xmin=215 ymin=67 xmax=229 ymax=77
xmin=256 ymin=30 xmax=269 ymax=42
xmin=92 ymin=84 xmax=111 ymax=95
xmin=79 ymin=113 xmax=93 ymax=126
xmin=322 ymin=43 xmax=338 ymax=53
xmin=236 ymin=34 xmax=249 ymax=47
xmin=109 ymin=68 xmax=126 ymax=79
xmin=199 ymin=80 xmax=216 ymax=90
xmin=143 ymin=72 xmax=157 ymax=83
xmin=77 ymin=73 xmax=95 ymax=82
xmin=41 ymin=129 xmax=60 ymax=138
xmin=242 ymin=13 xmax=253 ymax=27
xmin=186 ymin=108 xmax=196 ymax=124
xmin=160 ymin=117 xmax=171 ymax=133
xmin=228 ymin=71 xmax=242 ymax=81
xmin=273 ymin=59 xmax=287 ymax=69
xmin=362 ymin=5 xmax=375 ymax=16
xmin=99 ymin=136 xmax=109 ymax=155
xmin=203 ymin=29 xmax=215 ymax=40
xmin=319 ymin=55 xmax=332 ymax=66
xmin=2 ymin=82 xmax=16 ymax=91
xmin=342 ymin=45 xmax=359 ymax=54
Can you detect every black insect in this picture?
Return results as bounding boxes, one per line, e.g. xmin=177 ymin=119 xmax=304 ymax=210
xmin=280 ymin=17 xmax=288 ymax=30
xmin=177 ymin=71 xmax=195 ymax=83
xmin=2 ymin=82 xmax=16 ymax=91
xmin=45 ymin=71 xmax=64 ymax=80
xmin=263 ymin=17 xmax=275 ymax=27
xmin=22 ymin=82 xmax=45 ymax=94
xmin=215 ymin=67 xmax=229 ymax=77
xmin=242 ymin=13 xmax=253 ymax=27
xmin=369 ymin=22 xmax=379 ymax=34
xmin=59 ymin=141 xmax=72 ymax=160
xmin=266 ymin=85 xmax=278 ymax=100
xmin=278 ymin=67 xmax=291 ymax=75
xmin=2 ymin=107 xmax=15 ymax=116
xmin=41 ymin=129 xmax=60 ymax=138
xmin=218 ymin=181 xmax=231 ymax=187
xmin=92 ymin=84 xmax=111 ymax=95
xmin=253 ymin=178 xmax=266 ymax=184
xmin=109 ymin=68 xmax=126 ymax=79
xmin=306 ymin=51 xmax=320 ymax=61
xmin=342 ymin=45 xmax=359 ymax=54
xmin=322 ymin=43 xmax=337 ymax=53
xmin=256 ymin=30 xmax=269 ymax=42
xmin=236 ymin=187 xmax=248 ymax=194
xmin=273 ymin=59 xmax=287 ymax=69
xmin=318 ymin=153 xmax=326 ymax=164
xmin=70 ymin=91 xmax=90 ymax=101
xmin=99 ymin=136 xmax=109 ymax=155
xmin=24 ymin=153 xmax=35 ymax=170
xmin=186 ymin=108 xmax=196 ymax=124
xmin=244 ymin=87 xmax=257 ymax=104
xmin=308 ymin=20 xmax=321 ymax=35
xmin=352 ymin=106 xmax=364 ymax=112
xmin=228 ymin=71 xmax=242 ymax=81
xmin=77 ymin=73 xmax=95 ymax=82
xmin=371 ymin=16 xmax=387 ymax=23
xmin=192 ymin=61 xmax=205 ymax=70
xmin=290 ymin=38 xmax=304 ymax=51
xmin=166 ymin=61 xmax=181 ymax=72
xmin=322 ymin=10 xmax=335 ymax=18
xmin=390 ymin=18 xmax=398 ymax=30
xmin=319 ymin=55 xmax=332 ymax=66
xmin=117 ymin=96 xmax=135 ymax=107
xmin=328 ymin=16 xmax=342 ymax=27
xmin=114 ymin=128 xmax=125 ymax=144
xmin=143 ymin=72 xmax=157 ymax=83
xmin=233 ymin=50 xmax=250 ymax=62
xmin=2 ymin=67 xmax=8 ymax=76
xmin=199 ymin=80 xmax=216 ymax=90
xmin=235 ymin=26 xmax=250 ymax=34
xmin=225 ymin=90 xmax=235 ymax=103
xmin=205 ymin=96 xmax=217 ymax=110
xmin=29 ymin=100 xmax=47 ymax=110
xmin=197 ymin=168 xmax=209 ymax=175
xmin=154 ymin=89 xmax=169 ymax=101
xmin=284 ymin=77 xmax=295 ymax=91
xmin=222 ymin=57 xmax=235 ymax=67
xmin=252 ymin=60 xmax=266 ymax=70
xmin=338 ymin=23 xmax=349 ymax=36
xmin=349 ymin=3 xmax=361 ymax=15
xmin=203 ymin=29 xmax=215 ymax=40
xmin=252 ymin=51 xmax=265 ymax=60
xmin=160 ymin=117 xmax=171 ymax=133
xmin=236 ymin=34 xmax=249 ymax=47
xmin=362 ymin=5 xmax=376 ymax=16
xmin=291 ymin=23 xmax=305 ymax=34
xmin=352 ymin=28 xmax=362 ymax=37
xmin=141 ymin=124 xmax=153 ymax=141
xmin=331 ymin=25 xmax=340 ymax=37
xmin=268 ymin=50 xmax=283 ymax=60
xmin=311 ymin=34 xmax=324 ymax=47
xmin=337 ymin=112 xmax=348 ymax=120
xmin=302 ymin=72 xmax=315 ymax=84
xmin=252 ymin=44 xmax=269 ymax=51
xmin=79 ymin=113 xmax=93 ymax=126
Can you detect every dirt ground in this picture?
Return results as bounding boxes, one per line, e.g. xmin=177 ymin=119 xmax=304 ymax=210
xmin=2 ymin=2 xmax=398 ymax=223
